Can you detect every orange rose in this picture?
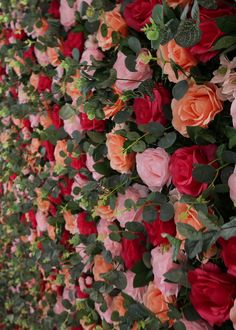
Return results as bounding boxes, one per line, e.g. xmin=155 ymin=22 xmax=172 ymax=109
xmin=94 ymin=204 xmax=116 ymax=221
xmin=30 ymin=73 xmax=39 ymax=90
xmin=157 ymin=39 xmax=198 ymax=83
xmin=34 ymin=18 xmax=49 ymax=37
xmin=143 ymin=282 xmax=175 ymax=323
xmin=29 ymin=138 xmax=41 ymax=154
xmin=39 ymin=112 xmax=53 ymax=128
xmin=103 ymin=86 xmax=124 ymax=119
xmin=93 ymin=255 xmax=113 ymax=281
xmin=166 ymin=0 xmax=192 ymax=8
xmin=63 ymin=210 xmax=78 ymax=234
xmin=174 ymin=202 xmax=204 ymax=240
xmin=35 ymin=188 xmax=50 ymax=212
xmin=47 ymin=46 xmax=61 ymax=66
xmin=96 ymin=5 xmax=128 ymax=51
xmin=172 ymin=83 xmax=223 ymax=137
xmin=47 ymin=224 xmax=56 ymax=240
xmin=54 ymin=140 xmax=68 ymax=166
xmin=65 ymin=70 xmax=82 ymax=104
xmin=112 ymin=294 xmax=126 ymax=317
xmin=106 ymin=132 xmax=135 ymax=174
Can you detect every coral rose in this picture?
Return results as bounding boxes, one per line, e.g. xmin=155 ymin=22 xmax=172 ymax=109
xmin=112 ymin=294 xmax=126 ymax=317
xmin=93 ymin=255 xmax=113 ymax=281
xmin=136 ymin=147 xmax=170 ymax=192
xmin=157 ymin=39 xmax=198 ymax=83
xmin=96 ymin=6 xmax=128 ymax=51
xmin=143 ymin=282 xmax=175 ymax=323
xmin=172 ymin=83 xmax=223 ymax=137
xmin=63 ymin=210 xmax=78 ymax=235
xmin=103 ymin=86 xmax=124 ymax=119
xmin=54 ymin=140 xmax=68 ymax=166
xmin=106 ymin=132 xmax=135 ymax=174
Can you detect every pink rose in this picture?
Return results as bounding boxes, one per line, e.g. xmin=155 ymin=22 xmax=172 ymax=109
xmin=151 ymin=246 xmax=179 ymax=296
xmin=228 ymin=166 xmax=236 ymax=206
xmin=123 ymin=270 xmax=146 ymax=303
xmin=231 ymin=99 xmax=236 ymax=129
xmin=113 ymin=49 xmax=152 ymax=91
xmin=60 ymin=0 xmax=76 ymax=28
xmin=36 ymin=210 xmax=47 ymax=232
xmin=115 ymin=183 xmax=148 ymax=227
xmin=86 ymin=153 xmax=103 ymax=181
xmin=181 ymin=319 xmax=213 ymax=330
xmin=95 ymin=294 xmax=113 ymax=324
xmin=34 ymin=47 xmax=50 ymax=66
xmin=97 ymin=219 xmax=122 ymax=257
xmin=136 ymin=148 xmax=170 ymax=191
xmin=63 ymin=115 xmax=82 ymax=137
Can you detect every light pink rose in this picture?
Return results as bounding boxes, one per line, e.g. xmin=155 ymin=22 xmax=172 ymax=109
xmin=115 ymin=183 xmax=148 ymax=227
xmin=228 ymin=166 xmax=236 ymax=206
xmin=230 ymin=299 xmax=236 ymax=329
xmin=181 ymin=319 xmax=213 ymax=330
xmin=123 ymin=270 xmax=146 ymax=303
xmin=18 ymin=84 xmax=29 ymax=104
xmin=62 ymin=286 xmax=75 ymax=303
xmin=95 ymin=294 xmax=113 ymax=324
xmin=80 ymin=47 xmax=104 ymax=75
xmin=97 ymin=218 xmax=122 ymax=257
xmin=151 ymin=246 xmax=179 ymax=296
xmin=29 ymin=114 xmax=40 ymax=127
xmin=75 ymin=243 xmax=91 ymax=272
xmin=231 ymin=99 xmax=236 ymax=128
xmin=63 ymin=115 xmax=82 ymax=137
xmin=221 ymin=73 xmax=236 ymax=101
xmin=36 ymin=210 xmax=48 ymax=232
xmin=54 ymin=297 xmax=65 ymax=315
xmin=113 ymin=49 xmax=153 ymax=91
xmin=86 ymin=153 xmax=103 ymax=181
xmin=136 ymin=147 xmax=170 ymax=191
xmin=60 ymin=0 xmax=77 ymax=28
xmin=34 ymin=47 xmax=50 ymax=66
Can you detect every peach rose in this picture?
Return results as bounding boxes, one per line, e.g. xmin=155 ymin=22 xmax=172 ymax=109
xmin=30 ymin=72 xmax=39 ymax=90
xmin=143 ymin=282 xmax=175 ymax=323
xmin=96 ymin=6 xmax=128 ymax=51
xmin=112 ymin=294 xmax=126 ymax=317
xmin=166 ymin=0 xmax=192 ymax=8
xmin=94 ymin=204 xmax=116 ymax=221
xmin=35 ymin=188 xmax=51 ymax=212
xmin=54 ymin=140 xmax=68 ymax=166
xmin=93 ymin=255 xmax=113 ymax=281
xmin=63 ymin=210 xmax=78 ymax=234
xmin=157 ymin=39 xmax=198 ymax=83
xmin=34 ymin=47 xmax=50 ymax=66
xmin=30 ymin=138 xmax=41 ymax=154
xmin=34 ymin=19 xmax=49 ymax=37
xmin=39 ymin=112 xmax=53 ymax=129
xmin=47 ymin=224 xmax=56 ymax=240
xmin=103 ymin=86 xmax=124 ymax=119
xmin=47 ymin=46 xmax=61 ymax=67
xmin=63 ymin=115 xmax=82 ymax=137
xmin=106 ymin=132 xmax=135 ymax=174
xmin=65 ymin=70 xmax=82 ymax=105
xmin=174 ymin=202 xmax=204 ymax=240
xmin=172 ymin=83 xmax=223 ymax=137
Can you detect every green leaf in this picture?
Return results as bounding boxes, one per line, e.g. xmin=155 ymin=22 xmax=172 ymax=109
xmin=125 ymin=222 xmax=144 ymax=232
xmin=192 ymin=164 xmax=216 ymax=183
xmin=128 ymin=37 xmax=141 ymax=54
xmin=87 ymin=131 xmax=105 ymax=143
xmin=197 ymin=211 xmax=220 ymax=230
xmin=213 ymin=36 xmax=236 ymax=51
xmin=197 ymin=0 xmax=217 ymax=9
xmin=133 ymin=269 xmax=153 ymax=287
xmin=125 ymin=54 xmax=137 ymax=72
xmin=175 ymin=19 xmax=201 ymax=48
xmin=174 ymin=321 xmax=186 ymax=330
xmin=72 ymin=48 xmax=80 ymax=61
xmin=93 ymin=161 xmax=113 ymax=176
xmin=114 ymin=108 xmax=132 ymax=123
xmin=172 ymin=80 xmax=189 ymax=100
xmin=66 ymin=0 xmax=75 ymax=7
xmin=59 ymin=104 xmax=75 ymax=120
xmin=138 ymin=122 xmax=164 ymax=137
xmin=122 ymin=231 xmax=138 ymax=240
xmin=152 ymin=4 xmax=164 ymax=25
xmin=101 ymin=23 xmax=108 ymax=37
xmin=191 ymin=0 xmax=200 ymax=23
xmin=109 ymin=232 xmax=121 ymax=242
xmin=187 ymin=126 xmax=216 ymax=144
xmin=183 ymin=304 xmax=201 ymax=321
xmin=185 ymin=238 xmax=203 ymax=258
xmin=143 ymin=205 xmax=157 ymax=223
xmin=176 ymin=223 xmax=202 ymax=240
xmin=160 ymin=203 xmax=174 ymax=221
xmin=132 ymin=140 xmax=146 ymax=153
xmin=215 ymin=16 xmax=236 ymax=34
xmin=162 ymin=234 xmax=181 ymax=261
xmin=164 ymin=268 xmax=190 ymax=287
xmin=220 ymin=218 xmax=236 ymax=240
xmin=222 ymin=150 xmax=236 ymax=163
xmin=101 ymin=270 xmax=127 ymax=290
xmin=127 ymin=132 xmax=140 ymax=141
xmin=158 ymin=132 xmax=176 ymax=149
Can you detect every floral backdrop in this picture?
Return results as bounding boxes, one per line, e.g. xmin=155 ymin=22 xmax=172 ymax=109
xmin=1 ymin=0 xmax=236 ymax=329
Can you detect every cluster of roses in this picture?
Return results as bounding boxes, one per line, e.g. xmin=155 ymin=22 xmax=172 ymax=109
xmin=1 ymin=0 xmax=236 ymax=329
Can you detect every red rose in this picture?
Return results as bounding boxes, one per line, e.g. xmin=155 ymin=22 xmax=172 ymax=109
xmin=37 ymin=74 xmax=52 ymax=93
xmin=23 ymin=45 xmax=35 ymax=61
xmin=189 ymin=6 xmax=235 ymax=62
xmin=48 ymin=0 xmax=60 ymax=19
xmin=58 ymin=176 xmax=73 ymax=196
xmin=133 ymin=84 xmax=169 ymax=125
xmin=77 ymin=212 xmax=97 ymax=235
xmin=219 ymin=237 xmax=236 ymax=277
xmin=48 ymin=104 xmax=63 ymax=129
xmin=121 ymin=233 xmax=146 ymax=269
xmin=123 ymin=0 xmax=161 ymax=32
xmin=170 ymin=145 xmax=217 ymax=197
xmin=144 ymin=212 xmax=176 ymax=246
xmin=41 ymin=140 xmax=55 ymax=161
xmin=80 ymin=113 xmax=105 ymax=132
xmin=28 ymin=209 xmax=37 ymax=229
xmin=188 ymin=263 xmax=236 ymax=326
xmin=70 ymin=154 xmax=87 ymax=174
xmin=63 ymin=31 xmax=85 ymax=58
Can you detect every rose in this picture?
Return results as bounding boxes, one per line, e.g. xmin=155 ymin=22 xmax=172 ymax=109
xmin=103 ymin=86 xmax=124 ymax=119
xmin=136 ymin=147 xmax=170 ymax=192
xmin=80 ymin=113 xmax=105 ymax=132
xmin=133 ymin=84 xmax=169 ymax=126
xmin=63 ymin=210 xmax=78 ymax=234
xmin=231 ymin=99 xmax=236 ymax=129
xmin=172 ymin=83 xmax=222 ymax=137
xmin=219 ymin=237 xmax=236 ymax=277
xmin=59 ymin=0 xmax=76 ymax=28
xmin=54 ymin=139 xmax=68 ymax=166
xmin=157 ymin=40 xmax=198 ymax=83
xmin=33 ymin=19 xmax=49 ymax=37
xmin=96 ymin=6 xmax=128 ymax=51
xmin=41 ymin=140 xmax=55 ymax=162
xmin=113 ymin=50 xmax=153 ymax=91
xmin=180 ymin=319 xmax=213 ymax=330
xmin=111 ymin=294 xmax=126 ymax=317
xmin=48 ymin=0 xmax=60 ymax=19
xmin=121 ymin=233 xmax=146 ymax=269
xmin=63 ymin=115 xmax=82 ymax=137
xmin=188 ymin=263 xmax=236 ymax=326
xmin=144 ymin=210 xmax=176 ymax=246
xmin=106 ymin=132 xmax=135 ymax=174
xmin=166 ymin=0 xmax=192 ymax=8
xmin=97 ymin=218 xmax=122 ymax=257
xmin=37 ymin=74 xmax=52 ymax=93
xmin=228 ymin=166 xmax=236 ymax=205
xmin=86 ymin=153 xmax=103 ymax=181
xmin=92 ymin=255 xmax=113 ymax=281
xmin=189 ymin=6 xmax=235 ymax=63
xmin=62 ymin=31 xmax=85 ymax=58
xmin=123 ymin=271 xmax=146 ymax=303
xmin=77 ymin=211 xmax=97 ymax=236
xmin=123 ymin=0 xmax=160 ymax=32
xmin=170 ymin=145 xmax=217 ymax=196
xmin=230 ymin=299 xmax=236 ymax=330
xmin=49 ymin=104 xmax=63 ymax=129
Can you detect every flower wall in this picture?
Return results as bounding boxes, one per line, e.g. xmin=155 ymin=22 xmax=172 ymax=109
xmin=1 ymin=0 xmax=236 ymax=329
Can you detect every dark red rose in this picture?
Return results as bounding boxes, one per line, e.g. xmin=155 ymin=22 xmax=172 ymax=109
xmin=23 ymin=45 xmax=35 ymax=61
xmin=28 ymin=209 xmax=37 ymax=229
xmin=123 ymin=0 xmax=161 ymax=32
xmin=48 ymin=104 xmax=63 ymax=129
xmin=63 ymin=31 xmax=85 ymax=58
xmin=48 ymin=194 xmax=62 ymax=205
xmin=77 ymin=211 xmax=97 ymax=235
xmin=70 ymin=154 xmax=87 ymax=175
xmin=80 ymin=113 xmax=105 ymax=132
xmin=219 ymin=237 xmax=236 ymax=277
xmin=144 ymin=211 xmax=176 ymax=246
xmin=9 ymin=87 xmax=18 ymax=99
xmin=38 ymin=74 xmax=52 ymax=93
xmin=189 ymin=6 xmax=235 ymax=62
xmin=22 ymin=119 xmax=31 ymax=129
xmin=58 ymin=176 xmax=73 ymax=196
xmin=49 ymin=203 xmax=57 ymax=216
xmin=41 ymin=140 xmax=55 ymax=161
xmin=170 ymin=145 xmax=217 ymax=197
xmin=48 ymin=0 xmax=60 ymax=19
xmin=188 ymin=263 xmax=236 ymax=326
xmin=121 ymin=233 xmax=146 ymax=269
xmin=133 ymin=84 xmax=169 ymax=125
